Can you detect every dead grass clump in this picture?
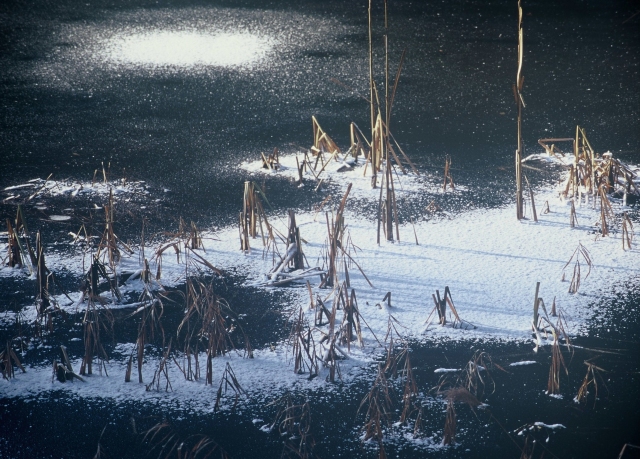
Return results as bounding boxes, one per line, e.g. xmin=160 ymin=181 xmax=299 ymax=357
xmin=562 ymin=242 xmax=592 ymax=294
xmin=141 ymin=421 xmax=229 ymax=459
xmin=261 ymin=147 xmax=280 ymax=170
xmin=598 ymin=182 xmax=615 ymax=236
xmin=382 ymin=314 xmax=406 ymax=378
xmin=214 ymin=363 xmax=245 ymax=412
xmin=547 ymin=329 xmax=568 ymax=395
xmin=397 ymin=348 xmax=421 ymax=434
xmin=442 ymin=399 xmax=457 ymax=446
xmin=337 ymin=284 xmax=364 ymax=351
xmin=542 ymin=127 xmax=639 ymax=202
xmin=96 ymin=189 xmax=133 ymax=277
xmin=460 ymin=351 xmax=502 ymax=398
xmin=441 ymin=387 xmax=482 ymax=446
xmin=425 ymin=286 xmax=475 ymax=330
xmin=80 ymin=297 xmax=114 ymax=376
xmin=146 ymin=340 xmax=173 ymax=392
xmin=321 ymin=184 xmax=352 ymax=288
xmin=575 ymin=357 xmax=608 ymax=407
xmin=5 ymin=218 xmax=23 ymax=268
xmin=349 ymin=122 xmax=369 ymax=162
xmin=239 ymin=181 xmax=272 ymax=252
xmin=54 ymin=345 xmax=85 ymax=383
xmin=177 ymin=279 xmax=252 ymax=386
xmin=358 ymin=365 xmax=393 ymax=457
xmin=266 ymin=210 xmax=309 ymax=286
xmin=288 ymin=307 xmax=318 ymax=378
xmin=127 ymin=288 xmax=166 ymax=383
xmin=267 ymin=396 xmax=317 ymax=459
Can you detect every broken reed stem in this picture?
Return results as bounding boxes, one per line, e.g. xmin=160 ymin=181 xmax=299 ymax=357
xmin=410 ymin=217 xmax=419 ymax=245
xmin=598 ymin=183 xmax=614 ymax=237
xmin=443 ymin=155 xmax=454 ymax=191
xmin=570 ymin=199 xmax=578 ymax=227
xmin=532 ymin=281 xmax=540 ymax=331
xmin=1 ymin=341 xmax=26 ymax=380
xmin=525 ymin=175 xmax=537 ymax=222
xmin=622 ymin=212 xmax=634 ymax=250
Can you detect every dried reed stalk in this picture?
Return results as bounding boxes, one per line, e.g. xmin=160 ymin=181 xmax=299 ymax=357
xmin=398 ymin=349 xmax=420 ymax=427
xmin=311 ymin=116 xmax=341 ymax=157
xmin=547 ymin=329 xmax=568 ymax=395
xmin=532 ymin=281 xmax=541 ymax=332
xmin=514 ymin=0 xmax=525 ymax=220
xmin=598 ymin=183 xmax=615 ymax=236
xmin=35 ymin=231 xmax=51 ymax=314
xmin=321 ymin=184 xmax=352 ymax=288
xmin=321 ymin=299 xmax=342 ymax=383
xmin=575 ymin=358 xmax=607 ymax=407
xmin=240 ymin=181 xmax=272 ymax=252
xmin=368 ymin=0 xmax=376 ymax=177
xmin=442 ymin=400 xmax=456 ymax=446
xmin=519 ymin=435 xmax=535 ymax=459
xmin=5 ymin=218 xmax=23 ymax=268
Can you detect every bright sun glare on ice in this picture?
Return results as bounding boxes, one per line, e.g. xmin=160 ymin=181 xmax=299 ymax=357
xmin=104 ymin=31 xmax=272 ymax=68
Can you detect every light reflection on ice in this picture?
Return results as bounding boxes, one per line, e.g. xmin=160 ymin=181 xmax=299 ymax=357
xmin=103 ymin=30 xmax=272 ymax=68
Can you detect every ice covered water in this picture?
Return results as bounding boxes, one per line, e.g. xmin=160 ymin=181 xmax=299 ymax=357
xmin=103 ymin=30 xmax=273 ymax=69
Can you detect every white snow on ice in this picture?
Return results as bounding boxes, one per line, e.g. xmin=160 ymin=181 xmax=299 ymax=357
xmin=1 ymin=154 xmax=638 ymax=425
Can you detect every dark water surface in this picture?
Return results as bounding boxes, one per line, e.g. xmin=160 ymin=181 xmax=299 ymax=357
xmin=1 ymin=0 xmax=639 ymax=457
